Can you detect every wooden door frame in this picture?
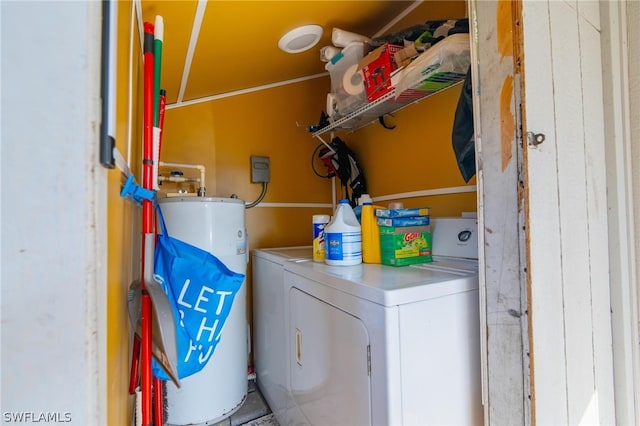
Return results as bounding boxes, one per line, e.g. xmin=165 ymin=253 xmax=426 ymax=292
xmin=471 ymin=0 xmax=639 ymax=424
xmin=468 ymin=0 xmax=529 ymax=424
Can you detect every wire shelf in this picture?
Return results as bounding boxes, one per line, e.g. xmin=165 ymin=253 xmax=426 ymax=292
xmin=312 ymin=71 xmax=465 ymax=137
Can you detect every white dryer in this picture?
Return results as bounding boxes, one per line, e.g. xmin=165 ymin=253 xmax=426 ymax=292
xmin=252 ymin=217 xmax=483 ymax=425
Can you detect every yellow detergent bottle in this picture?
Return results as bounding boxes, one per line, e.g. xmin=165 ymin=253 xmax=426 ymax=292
xmin=360 ymin=194 xmax=381 ymax=264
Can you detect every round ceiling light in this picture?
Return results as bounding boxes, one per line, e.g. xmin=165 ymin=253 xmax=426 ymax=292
xmin=278 ymin=25 xmax=323 ymax=53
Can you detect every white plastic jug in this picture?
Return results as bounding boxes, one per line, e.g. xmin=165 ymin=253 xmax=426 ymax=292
xmin=324 ymin=199 xmax=362 ymax=266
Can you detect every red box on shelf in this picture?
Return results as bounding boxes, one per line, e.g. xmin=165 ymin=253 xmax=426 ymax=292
xmin=358 ymin=43 xmax=403 ymax=102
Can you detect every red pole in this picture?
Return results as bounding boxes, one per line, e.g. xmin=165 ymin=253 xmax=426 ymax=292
xmin=128 ymin=335 xmax=141 ymax=395
xmin=143 ymin=22 xmax=155 ymax=228
xmin=153 ymin=377 xmax=164 ymax=425
xmin=158 ymin=89 xmax=166 ymax=155
xmin=140 ymin=292 xmax=153 ymax=424
xmin=154 ymin=91 xmax=167 ymax=424
xmin=141 ymin=21 xmax=155 ymax=426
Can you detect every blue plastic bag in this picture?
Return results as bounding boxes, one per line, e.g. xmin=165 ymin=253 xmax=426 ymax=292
xmin=152 ymin=206 xmax=245 ymax=380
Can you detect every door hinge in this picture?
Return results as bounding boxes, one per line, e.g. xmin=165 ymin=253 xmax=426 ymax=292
xmin=367 ymin=345 xmax=371 ymax=376
xmin=526 ymin=132 xmax=546 ymax=147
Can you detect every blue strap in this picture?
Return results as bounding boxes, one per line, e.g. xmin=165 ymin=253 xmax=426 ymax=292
xmin=155 ymin=205 xmax=178 ymax=258
xmin=156 ymin=205 xmax=169 ymax=237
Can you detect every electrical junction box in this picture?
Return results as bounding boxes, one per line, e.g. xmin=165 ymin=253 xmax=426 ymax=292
xmin=251 ymin=156 xmax=270 ymax=183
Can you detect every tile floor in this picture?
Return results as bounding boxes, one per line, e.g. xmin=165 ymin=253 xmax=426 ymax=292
xmin=212 ymin=380 xmax=279 ymax=426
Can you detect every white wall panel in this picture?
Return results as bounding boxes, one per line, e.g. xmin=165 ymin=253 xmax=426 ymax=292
xmin=521 ymin=0 xmax=616 ymax=423
xmin=579 ymin=7 xmax=616 ymax=424
xmin=520 ymin=1 xmax=567 ymax=423
xmin=0 ymin=2 xmax=107 ymax=424
xmin=612 ymin=0 xmax=640 ymax=423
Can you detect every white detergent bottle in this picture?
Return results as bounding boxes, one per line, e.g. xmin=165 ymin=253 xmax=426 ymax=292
xmin=324 ymin=199 xmax=362 ymax=266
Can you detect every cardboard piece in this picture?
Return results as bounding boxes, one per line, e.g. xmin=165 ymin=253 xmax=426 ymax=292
xmin=394 ymin=43 xmax=419 ymax=68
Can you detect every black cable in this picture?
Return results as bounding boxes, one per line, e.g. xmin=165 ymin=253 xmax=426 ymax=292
xmin=311 ymin=142 xmax=331 ymax=179
xmin=245 ymin=182 xmax=268 ymax=209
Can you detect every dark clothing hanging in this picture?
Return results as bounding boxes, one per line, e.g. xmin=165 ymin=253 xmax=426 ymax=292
xmin=451 ymin=66 xmax=475 ymax=182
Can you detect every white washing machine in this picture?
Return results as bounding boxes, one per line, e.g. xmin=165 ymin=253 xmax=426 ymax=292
xmin=252 ymin=217 xmax=483 ymax=426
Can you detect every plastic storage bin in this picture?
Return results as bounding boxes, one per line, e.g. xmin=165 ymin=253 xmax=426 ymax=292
xmin=325 ymin=41 xmax=368 ymax=118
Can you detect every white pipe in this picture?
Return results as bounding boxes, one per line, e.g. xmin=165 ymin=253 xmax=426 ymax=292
xmin=160 ymin=161 xmax=205 ymax=177
xmin=372 ymin=185 xmax=477 ymax=202
xmin=177 ymin=0 xmax=207 ymax=103
xmin=159 ymin=161 xmax=202 ymax=169
xmin=373 ymin=0 xmax=424 ymax=38
xmin=314 ymin=133 xmax=335 ymax=154
xmin=159 ymin=161 xmax=206 ymax=196
xmin=330 ymin=131 xmax=336 ymax=211
xmin=332 ymin=177 xmax=336 ymax=212
xmin=167 ymin=72 xmax=327 ymax=110
xmin=158 ymin=176 xmax=199 ymax=183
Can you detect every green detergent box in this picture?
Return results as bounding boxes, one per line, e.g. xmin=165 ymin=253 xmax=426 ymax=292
xmin=379 ymin=225 xmax=432 ymax=266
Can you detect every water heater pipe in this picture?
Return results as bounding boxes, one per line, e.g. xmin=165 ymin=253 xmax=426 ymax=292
xmin=159 ymin=161 xmax=206 ymax=196
xmin=158 ymin=176 xmax=200 ymax=183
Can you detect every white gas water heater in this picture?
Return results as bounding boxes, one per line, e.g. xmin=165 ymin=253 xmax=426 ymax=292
xmin=158 ymin=196 xmax=248 ymax=425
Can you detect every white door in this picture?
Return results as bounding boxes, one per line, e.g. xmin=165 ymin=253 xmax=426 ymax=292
xmin=520 ymin=1 xmax=615 ymax=424
xmin=289 ymin=286 xmax=371 ymax=425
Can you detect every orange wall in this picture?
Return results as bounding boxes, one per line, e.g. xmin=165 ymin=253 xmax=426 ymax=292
xmin=161 ymin=79 xmax=334 ymax=353
xmin=159 ymin=81 xmax=476 ymax=253
xmin=107 ymin=2 xmax=141 ymax=424
xmin=161 ymin=79 xmax=335 ymax=242
xmin=347 ymin=84 xmax=477 ymax=217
